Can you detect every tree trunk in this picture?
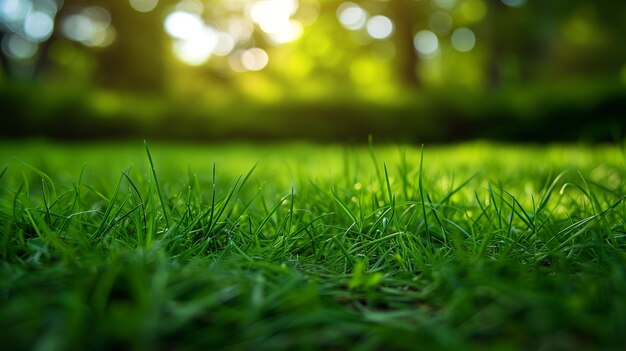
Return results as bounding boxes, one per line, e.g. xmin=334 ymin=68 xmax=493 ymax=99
xmin=390 ymin=0 xmax=421 ymax=87
xmin=97 ymin=3 xmax=166 ymax=93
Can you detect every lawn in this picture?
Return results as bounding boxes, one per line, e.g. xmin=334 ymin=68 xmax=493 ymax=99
xmin=1 ymin=140 xmax=625 ymax=350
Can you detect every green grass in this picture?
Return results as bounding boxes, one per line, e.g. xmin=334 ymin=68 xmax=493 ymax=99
xmin=1 ymin=140 xmax=625 ymax=350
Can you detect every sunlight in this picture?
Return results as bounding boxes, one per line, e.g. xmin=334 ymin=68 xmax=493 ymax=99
xmin=250 ymin=1 xmax=289 ymax=34
xmin=164 ymin=10 xmax=220 ymax=65
xmin=171 ymin=26 xmax=218 ymax=66
xmin=267 ymin=19 xmax=303 ymax=44
xmin=161 ymin=0 xmax=307 ymax=67
xmin=249 ymin=0 xmax=298 ymax=35
xmin=164 ymin=11 xmax=204 ymax=41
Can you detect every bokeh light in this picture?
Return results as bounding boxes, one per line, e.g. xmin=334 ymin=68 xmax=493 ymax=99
xmin=501 ymin=0 xmax=526 ymax=8
xmin=24 ymin=11 xmax=54 ymax=42
xmin=366 ymin=15 xmax=393 ymax=40
xmin=163 ymin=0 xmax=303 ymax=67
xmin=164 ymin=11 xmax=205 ymax=41
xmin=61 ymin=7 xmax=116 ymax=48
xmin=451 ymin=27 xmax=476 ymax=52
xmin=434 ymin=0 xmax=457 ymax=10
xmin=164 ymin=9 xmax=219 ymax=66
xmin=267 ymin=19 xmax=303 ymax=44
xmin=274 ymin=0 xmax=299 ymax=15
xmin=214 ymin=32 xmax=235 ymax=56
xmin=228 ymin=51 xmax=246 ymax=72
xmin=175 ymin=0 xmax=203 ymax=14
xmin=227 ymin=17 xmax=254 ymax=43
xmin=295 ymin=0 xmax=320 ymax=26
xmin=62 ymin=15 xmax=92 ymax=42
xmin=337 ymin=2 xmax=367 ymax=31
xmin=172 ymin=26 xmax=218 ymax=66
xmin=250 ymin=0 xmax=291 ymax=34
xmin=37 ymin=0 xmax=59 ymax=16
xmin=247 ymin=0 xmax=303 ymax=45
xmin=0 ymin=0 xmax=29 ymax=25
xmin=129 ymin=0 xmax=159 ymax=13
xmin=1 ymin=33 xmax=38 ymax=59
xmin=413 ymin=30 xmax=439 ymax=56
xmin=0 ymin=0 xmax=59 ymax=58
xmin=241 ymin=47 xmax=269 ymax=71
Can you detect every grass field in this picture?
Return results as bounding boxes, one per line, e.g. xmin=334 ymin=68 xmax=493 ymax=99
xmin=1 ymin=140 xmax=625 ymax=350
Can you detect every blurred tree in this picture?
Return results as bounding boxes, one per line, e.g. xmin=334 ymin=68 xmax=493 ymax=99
xmin=2 ymin=0 xmax=626 ymax=98
xmin=96 ymin=1 xmax=167 ymax=92
xmin=388 ymin=0 xmax=423 ymax=87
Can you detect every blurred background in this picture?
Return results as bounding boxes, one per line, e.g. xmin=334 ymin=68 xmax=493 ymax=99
xmin=0 ymin=0 xmax=625 ymax=142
